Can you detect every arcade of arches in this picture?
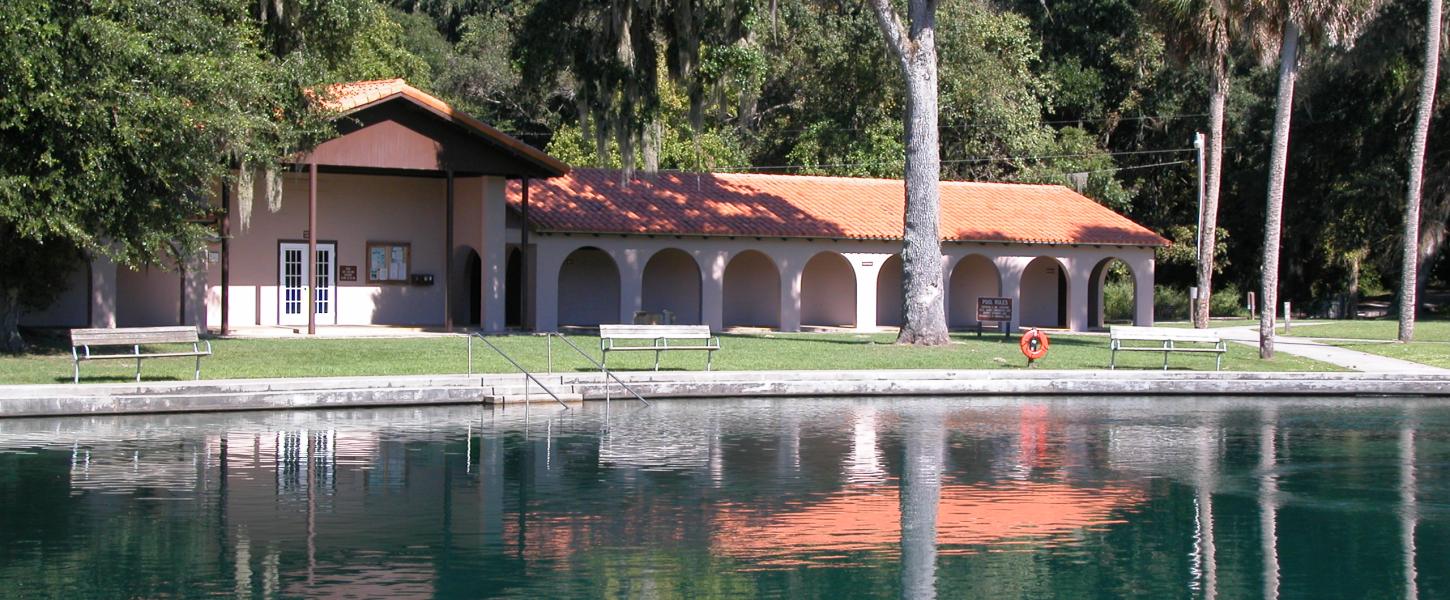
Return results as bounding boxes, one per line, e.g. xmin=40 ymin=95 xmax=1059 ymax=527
xmin=537 ymin=238 xmax=1154 ymax=333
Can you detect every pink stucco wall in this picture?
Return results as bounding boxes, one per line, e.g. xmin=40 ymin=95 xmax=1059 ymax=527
xmin=641 ymin=248 xmax=702 ymax=324
xmin=801 ymin=252 xmax=856 ymax=327
xmin=206 ymin=172 xmax=458 ymax=327
xmin=723 ymin=251 xmax=781 ymax=328
xmin=557 ymin=247 xmax=619 ymax=326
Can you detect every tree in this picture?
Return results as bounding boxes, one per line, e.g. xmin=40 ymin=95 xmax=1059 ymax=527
xmin=869 ymin=0 xmax=950 ymax=346
xmin=1400 ymin=0 xmax=1442 ymax=343
xmin=1148 ymin=0 xmax=1237 ymax=328
xmin=1249 ymin=0 xmax=1384 ymax=358
xmin=0 ymin=0 xmax=327 ymax=352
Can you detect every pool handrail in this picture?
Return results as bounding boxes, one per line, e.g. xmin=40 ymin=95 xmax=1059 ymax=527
xmin=546 ymin=332 xmax=651 ymax=407
xmin=467 ymin=333 xmax=570 ymax=409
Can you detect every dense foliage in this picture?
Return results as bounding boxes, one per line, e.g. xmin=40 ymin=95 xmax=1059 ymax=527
xmin=4 ymin=0 xmax=1447 ymax=349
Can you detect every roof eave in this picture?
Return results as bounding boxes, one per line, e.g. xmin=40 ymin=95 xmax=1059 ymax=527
xmin=331 ymin=90 xmax=569 ymax=178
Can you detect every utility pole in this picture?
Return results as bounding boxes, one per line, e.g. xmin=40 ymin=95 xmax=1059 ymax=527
xmin=1193 ymin=131 xmax=1206 ymax=327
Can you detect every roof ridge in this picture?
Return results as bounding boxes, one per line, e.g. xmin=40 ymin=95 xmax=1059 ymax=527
xmin=568 ymin=167 xmax=1071 ymax=191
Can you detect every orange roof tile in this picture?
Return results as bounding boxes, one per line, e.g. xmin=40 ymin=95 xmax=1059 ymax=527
xmin=313 ymin=79 xmax=568 ymax=176
xmin=508 ymin=169 xmax=1170 ymax=246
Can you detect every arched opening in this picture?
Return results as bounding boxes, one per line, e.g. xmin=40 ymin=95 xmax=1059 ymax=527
xmin=1089 ymin=257 xmax=1136 ymax=328
xmin=504 ymin=248 xmax=520 ymax=327
xmin=1020 ymin=257 xmax=1068 ymax=328
xmin=723 ymin=250 xmax=780 ymax=329
xmin=875 ymin=255 xmax=903 ymax=328
xmin=641 ymin=248 xmax=702 ymax=324
xmin=461 ymin=248 xmax=482 ymax=327
xmin=557 ymin=247 xmax=619 ymax=327
xmin=800 ymin=252 xmax=857 ymax=328
xmin=947 ymin=254 xmax=1002 ymax=329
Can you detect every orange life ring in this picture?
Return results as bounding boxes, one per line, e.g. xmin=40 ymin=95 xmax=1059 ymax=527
xmin=1019 ymin=328 xmax=1050 ymax=361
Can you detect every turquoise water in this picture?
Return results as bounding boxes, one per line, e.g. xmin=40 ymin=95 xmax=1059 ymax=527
xmin=0 ymin=397 xmax=1446 ymax=598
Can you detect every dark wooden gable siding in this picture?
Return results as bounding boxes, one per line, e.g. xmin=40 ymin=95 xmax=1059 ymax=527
xmin=305 ymin=99 xmax=547 ymax=176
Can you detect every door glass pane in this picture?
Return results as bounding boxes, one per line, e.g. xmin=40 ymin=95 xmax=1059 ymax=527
xmin=315 ymin=248 xmax=331 ymax=315
xmin=283 ymin=248 xmax=302 ymax=315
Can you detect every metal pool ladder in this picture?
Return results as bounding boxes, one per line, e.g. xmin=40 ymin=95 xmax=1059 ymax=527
xmin=466 ymin=333 xmax=570 ymax=409
xmin=546 ymin=332 xmax=651 ymax=407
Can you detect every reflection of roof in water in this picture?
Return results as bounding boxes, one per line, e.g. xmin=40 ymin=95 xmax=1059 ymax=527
xmin=712 ymin=481 xmax=1143 ymax=567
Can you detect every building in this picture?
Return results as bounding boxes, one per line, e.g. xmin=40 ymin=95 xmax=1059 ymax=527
xmin=21 ymin=79 xmax=1169 ymax=335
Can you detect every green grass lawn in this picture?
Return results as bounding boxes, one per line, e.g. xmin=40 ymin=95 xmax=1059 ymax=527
xmin=0 ymin=329 xmax=1338 ymax=385
xmin=1268 ymin=318 xmax=1450 ymax=369
xmin=1281 ymin=318 xmax=1450 ymax=342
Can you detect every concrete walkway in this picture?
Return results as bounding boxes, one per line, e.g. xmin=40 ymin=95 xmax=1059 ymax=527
xmin=1215 ymin=325 xmax=1450 ymax=374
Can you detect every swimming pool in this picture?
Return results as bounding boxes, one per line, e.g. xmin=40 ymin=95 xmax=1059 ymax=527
xmin=0 ymin=397 xmax=1444 ymax=598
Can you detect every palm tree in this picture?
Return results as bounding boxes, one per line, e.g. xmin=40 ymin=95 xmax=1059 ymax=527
xmin=869 ymin=0 xmax=950 ymax=346
xmin=1400 ymin=0 xmax=1443 ymax=343
xmin=1147 ymin=0 xmax=1237 ymax=329
xmin=1249 ymin=0 xmax=1386 ymax=358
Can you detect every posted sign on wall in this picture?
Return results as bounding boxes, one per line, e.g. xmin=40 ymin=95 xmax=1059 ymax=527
xmin=977 ymin=297 xmax=1012 ymax=322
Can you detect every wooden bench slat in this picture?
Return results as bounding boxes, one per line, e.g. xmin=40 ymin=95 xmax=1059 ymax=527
xmin=71 ymin=326 xmax=198 ymax=346
xmin=599 ymin=324 xmax=713 ymax=339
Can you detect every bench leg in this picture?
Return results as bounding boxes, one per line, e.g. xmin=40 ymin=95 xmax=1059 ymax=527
xmin=654 ymin=350 xmax=661 ymax=371
xmin=74 ymin=361 xmax=80 ymax=384
xmin=195 ymin=354 xmax=202 ymax=380
xmin=1109 ymin=348 xmax=1116 ymax=370
xmin=136 ymin=357 xmax=142 ymax=382
xmin=706 ymin=349 xmax=713 ymax=371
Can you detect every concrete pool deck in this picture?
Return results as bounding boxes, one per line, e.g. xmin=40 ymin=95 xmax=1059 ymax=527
xmin=2 ymin=368 xmax=1449 ymax=418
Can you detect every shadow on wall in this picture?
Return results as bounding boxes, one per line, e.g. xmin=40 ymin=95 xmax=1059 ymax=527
xmin=507 ymin=171 xmax=850 ymax=238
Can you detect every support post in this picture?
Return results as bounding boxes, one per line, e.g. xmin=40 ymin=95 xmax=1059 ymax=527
xmin=521 ymin=178 xmax=530 ymax=330
xmin=308 ymin=162 xmax=317 ymax=336
xmin=221 ymin=179 xmax=230 ymax=335
xmin=445 ymin=170 xmax=455 ymax=331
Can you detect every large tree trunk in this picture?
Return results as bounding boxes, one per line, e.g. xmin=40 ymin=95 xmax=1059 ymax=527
xmin=1400 ymin=0 xmax=1442 ymax=343
xmin=1260 ymin=22 xmax=1301 ymax=359
xmin=1195 ymin=50 xmax=1230 ymax=328
xmin=0 ymin=285 xmax=23 ymax=354
xmin=900 ymin=412 xmax=945 ymax=599
xmin=870 ymin=0 xmax=949 ymax=346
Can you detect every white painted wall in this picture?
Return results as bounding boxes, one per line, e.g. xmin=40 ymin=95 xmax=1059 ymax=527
xmin=800 ymin=252 xmax=856 ymax=327
xmin=947 ymin=254 xmax=1002 ymax=328
xmin=723 ymin=250 xmax=780 ymax=328
xmin=1019 ymin=256 xmax=1066 ymax=328
xmin=641 ymin=248 xmax=702 ymax=324
xmin=528 ymin=235 xmax=1157 ymax=334
xmin=557 ymin=247 xmax=619 ymax=326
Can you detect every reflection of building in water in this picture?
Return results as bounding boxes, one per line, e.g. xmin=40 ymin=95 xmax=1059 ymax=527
xmin=598 ymin=412 xmax=713 ymax=471
xmin=712 ymin=481 xmax=1143 ymax=567
xmin=845 ymin=407 xmax=885 ymax=484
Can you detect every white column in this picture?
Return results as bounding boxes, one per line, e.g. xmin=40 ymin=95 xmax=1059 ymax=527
xmin=1066 ymin=257 xmax=1093 ymax=331
xmin=996 ymin=257 xmax=1027 ymax=332
xmin=89 ymin=252 xmax=117 ymax=328
xmin=1134 ymin=255 xmax=1156 ymax=326
xmin=698 ymin=250 xmax=726 ymax=332
xmin=532 ymin=242 xmax=566 ymax=333
xmin=847 ymin=253 xmax=890 ymax=332
xmin=480 ymin=177 xmax=508 ymax=332
xmin=617 ymin=248 xmax=644 ymax=324
xmin=183 ymin=251 xmax=208 ymax=333
xmin=778 ymin=254 xmax=803 ymax=332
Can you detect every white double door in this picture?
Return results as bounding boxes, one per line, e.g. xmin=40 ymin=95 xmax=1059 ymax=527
xmin=279 ymin=242 xmax=336 ymax=326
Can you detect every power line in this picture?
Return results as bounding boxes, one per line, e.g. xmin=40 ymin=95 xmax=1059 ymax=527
xmin=505 ymin=112 xmax=1212 ymax=137
xmin=701 ymin=146 xmax=1197 ymax=172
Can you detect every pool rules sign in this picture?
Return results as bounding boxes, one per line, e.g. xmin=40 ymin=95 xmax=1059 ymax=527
xmin=977 ymin=297 xmax=1012 ymax=322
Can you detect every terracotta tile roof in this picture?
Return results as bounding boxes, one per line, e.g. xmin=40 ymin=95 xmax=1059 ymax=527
xmin=313 ymin=79 xmax=568 ymax=176
xmin=508 ymin=169 xmax=1170 ymax=246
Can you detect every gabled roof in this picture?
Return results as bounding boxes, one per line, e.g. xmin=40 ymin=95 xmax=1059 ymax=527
xmin=508 ymin=169 xmax=1170 ymax=246
xmin=315 ymin=79 xmax=568 ymax=177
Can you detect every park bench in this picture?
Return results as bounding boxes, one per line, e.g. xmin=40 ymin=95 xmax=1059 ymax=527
xmin=1109 ymin=325 xmax=1226 ymax=371
xmin=599 ymin=324 xmax=720 ymax=371
xmin=70 ymin=326 xmax=212 ymax=383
